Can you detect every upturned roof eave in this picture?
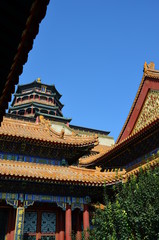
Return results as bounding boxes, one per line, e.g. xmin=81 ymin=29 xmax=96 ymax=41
xmin=0 ymin=159 xmax=124 ymax=186
xmin=17 ymin=81 xmax=62 ymax=99
xmin=0 ymin=132 xmax=96 ymax=149
xmin=14 ymin=90 xmax=56 ymax=98
xmin=80 ymin=116 xmax=159 ymax=167
xmin=9 ymin=102 xmax=59 ymax=110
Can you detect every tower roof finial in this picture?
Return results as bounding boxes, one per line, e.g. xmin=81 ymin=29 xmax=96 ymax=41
xmin=37 ymin=77 xmax=41 ymax=83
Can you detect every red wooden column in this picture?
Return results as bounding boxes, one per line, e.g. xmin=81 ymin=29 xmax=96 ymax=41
xmin=65 ymin=204 xmax=72 ymax=240
xmin=76 ymin=209 xmax=82 ymax=240
xmin=56 ymin=208 xmax=60 ymax=240
xmin=59 ymin=208 xmax=65 ymax=240
xmin=36 ymin=211 xmax=42 ymax=240
xmin=83 ymin=204 xmax=89 ymax=238
xmin=7 ymin=208 xmax=16 ymax=240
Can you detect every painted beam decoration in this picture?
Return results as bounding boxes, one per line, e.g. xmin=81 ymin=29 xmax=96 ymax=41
xmin=0 ymin=192 xmax=91 ymax=211
xmin=25 ymin=194 xmax=91 ymax=211
xmin=0 ymin=151 xmax=65 ymax=166
xmin=125 ymin=147 xmax=159 ymax=169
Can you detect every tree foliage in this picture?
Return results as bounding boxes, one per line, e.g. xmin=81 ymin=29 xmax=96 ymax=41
xmin=89 ymin=165 xmax=159 ymax=240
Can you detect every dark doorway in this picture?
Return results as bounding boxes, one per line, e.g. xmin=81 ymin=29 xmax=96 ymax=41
xmin=0 ymin=209 xmax=8 ymax=240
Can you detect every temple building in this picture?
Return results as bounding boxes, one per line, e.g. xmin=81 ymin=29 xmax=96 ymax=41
xmin=0 ymin=62 xmax=158 ymax=240
xmin=0 ymin=78 xmax=115 ymax=240
xmin=0 ymin=2 xmax=158 ymax=240
xmin=8 ymin=78 xmax=71 ymax=123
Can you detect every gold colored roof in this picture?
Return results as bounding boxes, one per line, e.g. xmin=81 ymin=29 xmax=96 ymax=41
xmin=0 ymin=159 xmax=125 ymax=186
xmin=0 ymin=117 xmax=98 ymax=147
xmin=0 ymin=155 xmax=157 ymax=186
xmin=79 ymin=116 xmax=159 ymax=166
xmin=79 ymin=145 xmax=111 ymax=165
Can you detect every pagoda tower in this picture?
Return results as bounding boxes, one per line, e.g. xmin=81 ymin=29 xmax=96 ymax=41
xmin=8 ymin=78 xmax=71 ymax=123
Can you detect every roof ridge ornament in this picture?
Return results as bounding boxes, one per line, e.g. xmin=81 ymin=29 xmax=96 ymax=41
xmin=143 ymin=61 xmax=147 ymax=73
xmin=144 ymin=61 xmax=155 ymax=73
xmin=39 ymin=115 xmax=51 ymax=129
xmin=39 ymin=115 xmax=65 ymax=138
xmin=95 ymin=166 xmax=102 ymax=172
xmin=37 ymin=77 xmax=41 ymax=83
xmin=60 ymin=128 xmax=65 ymax=138
xmin=72 ymin=131 xmax=77 ymax=136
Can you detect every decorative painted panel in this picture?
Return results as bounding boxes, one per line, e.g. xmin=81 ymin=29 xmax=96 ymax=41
xmin=1 ymin=193 xmax=91 ymax=211
xmin=0 ymin=151 xmax=65 ymax=166
xmin=133 ymin=90 xmax=159 ymax=133
xmin=41 ymin=212 xmax=56 ymax=233
xmin=24 ymin=212 xmax=37 ymax=233
xmin=125 ymin=147 xmax=159 ymax=169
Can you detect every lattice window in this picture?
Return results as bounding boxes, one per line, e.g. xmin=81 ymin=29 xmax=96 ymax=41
xmin=41 ymin=212 xmax=56 ymax=233
xmin=24 ymin=212 xmax=37 ymax=233
xmin=23 ymin=236 xmax=36 ymax=240
xmin=41 ymin=237 xmax=55 ymax=240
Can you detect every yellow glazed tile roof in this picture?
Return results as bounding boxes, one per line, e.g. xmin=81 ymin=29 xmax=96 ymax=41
xmin=79 ymin=145 xmax=111 ymax=165
xmin=0 ymin=159 xmax=125 ymax=186
xmin=0 ymin=117 xmax=98 ymax=147
xmin=79 ymin=115 xmax=159 ymax=166
xmin=0 ymin=157 xmax=157 ymax=186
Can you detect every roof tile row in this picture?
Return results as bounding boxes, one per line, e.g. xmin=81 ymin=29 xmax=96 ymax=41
xmin=0 ymin=159 xmax=125 ymax=186
xmin=0 ymin=117 xmax=98 ymax=147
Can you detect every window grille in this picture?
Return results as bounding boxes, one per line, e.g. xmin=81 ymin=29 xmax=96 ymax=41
xmin=41 ymin=212 xmax=56 ymax=233
xmin=24 ymin=212 xmax=37 ymax=233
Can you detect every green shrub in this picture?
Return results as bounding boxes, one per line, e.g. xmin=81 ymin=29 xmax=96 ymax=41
xmin=89 ymin=165 xmax=159 ymax=240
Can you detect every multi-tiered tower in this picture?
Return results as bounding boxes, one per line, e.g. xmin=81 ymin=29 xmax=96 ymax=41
xmin=8 ymin=78 xmax=71 ymax=123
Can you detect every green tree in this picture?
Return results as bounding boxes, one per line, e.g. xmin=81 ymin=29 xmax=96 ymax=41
xmin=89 ymin=165 xmax=159 ymax=240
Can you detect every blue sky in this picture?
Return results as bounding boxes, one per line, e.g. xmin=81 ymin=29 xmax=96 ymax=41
xmin=19 ymin=0 xmax=159 ymax=141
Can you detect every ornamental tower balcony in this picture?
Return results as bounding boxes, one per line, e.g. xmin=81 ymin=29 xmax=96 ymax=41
xmin=8 ymin=78 xmax=71 ymax=124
